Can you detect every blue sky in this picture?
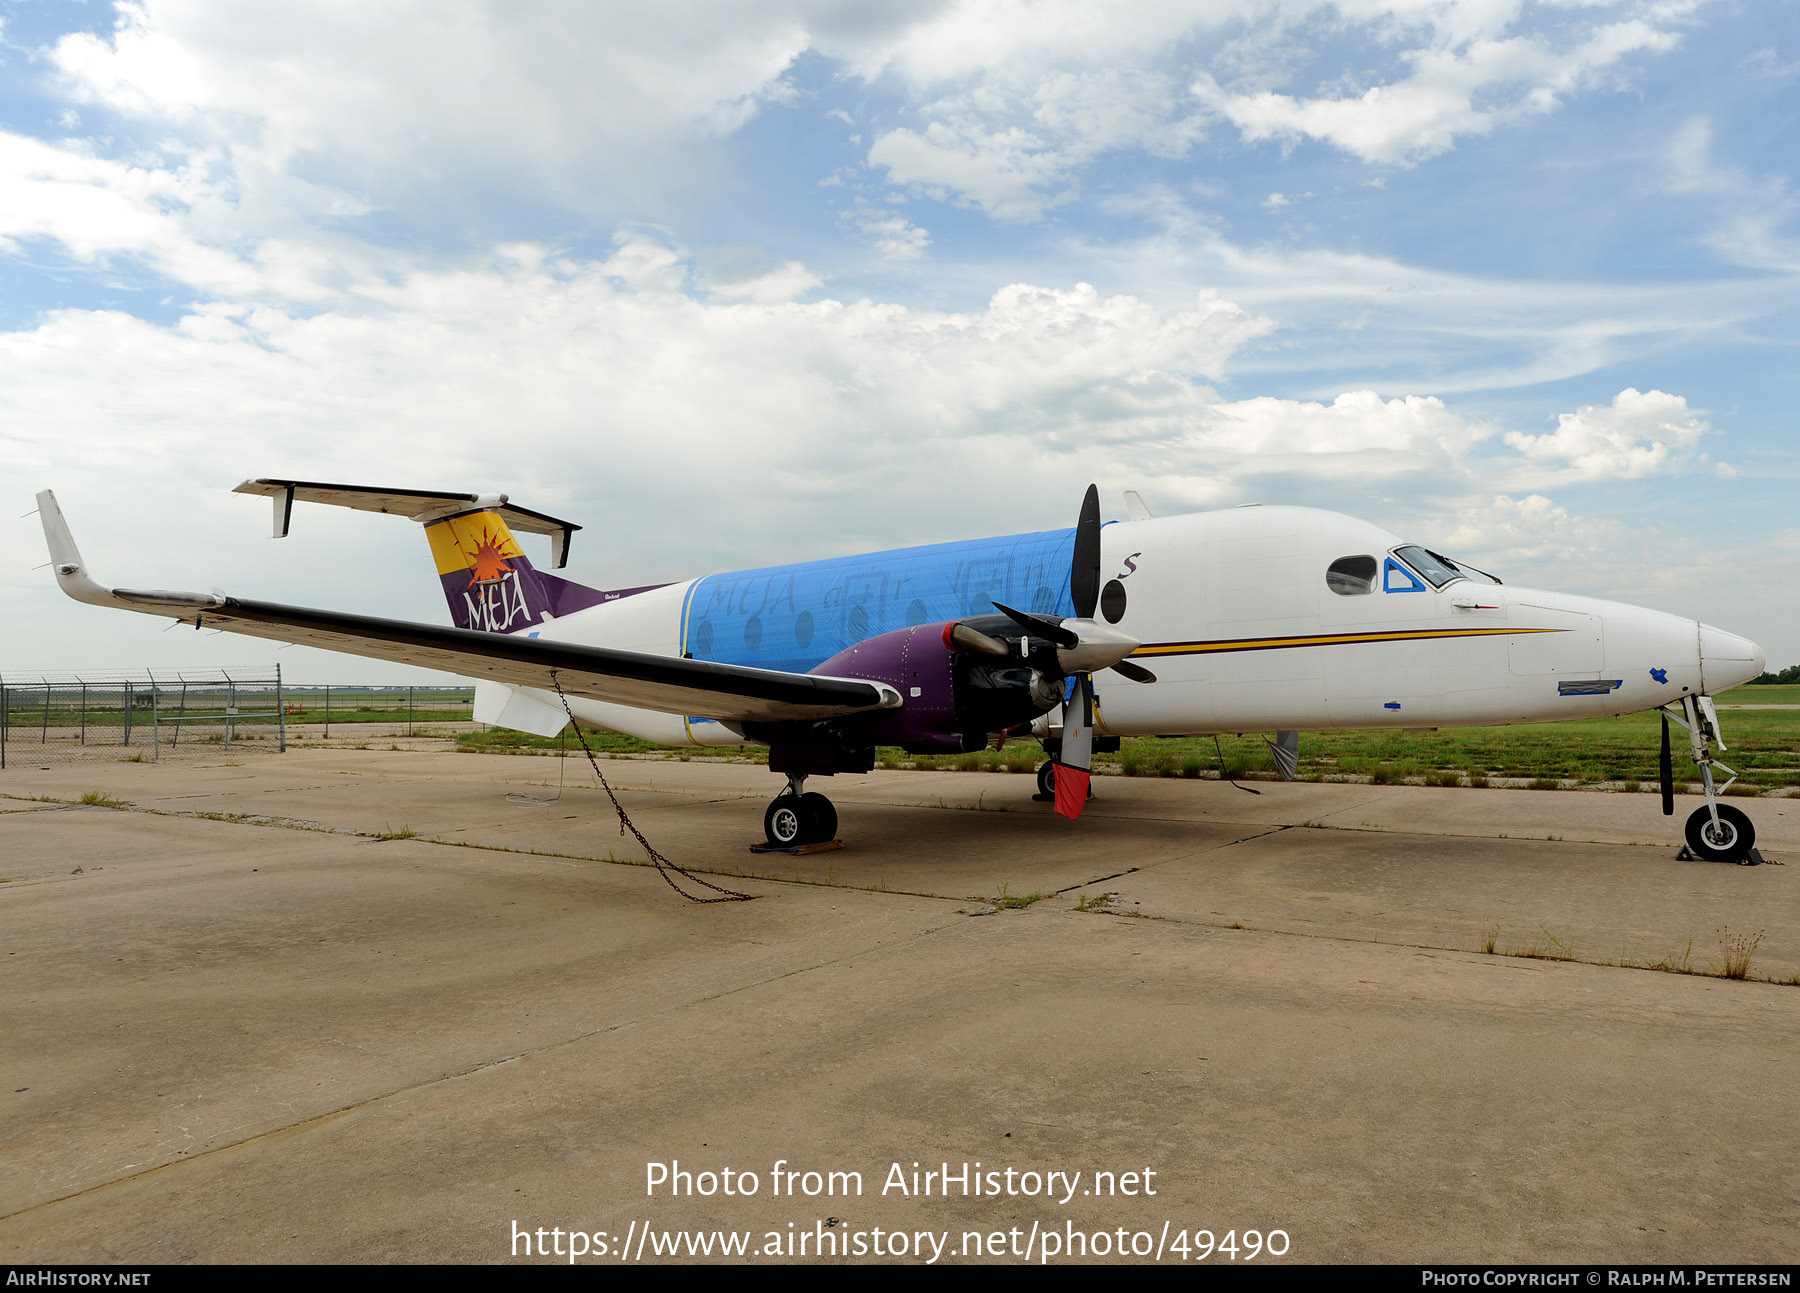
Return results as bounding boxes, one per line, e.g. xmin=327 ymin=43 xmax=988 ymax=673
xmin=2 ymin=0 xmax=1797 ymax=681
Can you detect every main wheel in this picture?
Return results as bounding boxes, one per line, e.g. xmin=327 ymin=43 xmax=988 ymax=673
xmin=765 ymin=796 xmax=805 ymax=847
xmin=1037 ymin=760 xmax=1056 ymax=797
xmin=1684 ymin=804 xmax=1755 ymax=862
xmin=799 ymin=792 xmax=836 ymax=842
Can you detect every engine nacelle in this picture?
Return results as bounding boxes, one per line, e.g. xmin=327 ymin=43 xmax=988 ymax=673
xmin=807 ymin=620 xmax=1061 ymax=754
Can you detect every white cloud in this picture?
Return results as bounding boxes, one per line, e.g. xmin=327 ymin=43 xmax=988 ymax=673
xmin=1441 ymin=492 xmax=1622 ymax=563
xmin=867 ymin=121 xmax=1070 ymax=222
xmin=851 ymin=2 xmax=1694 ymax=213
xmin=47 ymin=0 xmax=843 ymax=214
xmin=1660 ymin=117 xmax=1800 ymax=272
xmin=1 ymin=252 xmax=1275 ymax=593
xmin=0 ymin=130 xmax=259 ymax=294
xmin=1194 ymin=17 xmax=1681 ymax=164
xmin=21 ymin=1 xmax=1713 ymax=243
xmin=703 ymin=260 xmax=824 ymax=303
xmin=1501 ymin=388 xmax=1717 ymax=482
xmin=857 ymin=209 xmax=932 ymax=262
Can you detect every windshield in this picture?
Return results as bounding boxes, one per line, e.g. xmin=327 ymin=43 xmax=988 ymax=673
xmin=1392 ymin=544 xmax=1503 ymax=589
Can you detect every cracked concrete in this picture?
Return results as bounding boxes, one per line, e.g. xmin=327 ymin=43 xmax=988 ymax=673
xmin=1 ymin=750 xmax=1795 ymax=1263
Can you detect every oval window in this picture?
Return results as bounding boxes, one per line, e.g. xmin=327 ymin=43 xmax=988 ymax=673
xmin=847 ymin=605 xmax=869 ymax=641
xmin=692 ymin=620 xmax=716 ymax=656
xmin=1100 ymin=579 xmax=1127 ymax=623
xmin=744 ymin=615 xmax=763 ymax=653
xmin=794 ymin=610 xmax=814 ymax=649
xmin=1326 ymin=555 xmax=1378 ymax=596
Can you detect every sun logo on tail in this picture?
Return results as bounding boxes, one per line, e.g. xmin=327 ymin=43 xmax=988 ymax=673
xmin=460 ymin=525 xmax=516 ymax=587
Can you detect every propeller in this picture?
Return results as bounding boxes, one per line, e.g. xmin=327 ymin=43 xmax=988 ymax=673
xmin=940 ymin=485 xmax=1157 ymax=818
xmin=1018 ymin=484 xmax=1155 ymax=819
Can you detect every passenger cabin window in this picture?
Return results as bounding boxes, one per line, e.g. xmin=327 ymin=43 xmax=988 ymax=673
xmin=1390 ymin=544 xmax=1504 ymax=589
xmin=1326 ymin=554 xmax=1378 ymax=595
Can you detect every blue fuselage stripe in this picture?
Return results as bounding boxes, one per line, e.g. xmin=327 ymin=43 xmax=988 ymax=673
xmin=685 ymin=527 xmax=1077 ymax=673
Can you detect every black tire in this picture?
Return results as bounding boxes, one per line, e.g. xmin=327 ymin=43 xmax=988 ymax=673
xmin=799 ymin=793 xmax=836 ymax=843
xmin=765 ymin=796 xmax=805 ymax=847
xmin=1037 ymin=761 xmax=1056 ymax=797
xmin=1685 ymin=804 xmax=1755 ymax=862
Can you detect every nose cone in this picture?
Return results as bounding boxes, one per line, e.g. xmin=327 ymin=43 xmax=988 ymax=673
xmin=1699 ymin=624 xmax=1766 ymax=692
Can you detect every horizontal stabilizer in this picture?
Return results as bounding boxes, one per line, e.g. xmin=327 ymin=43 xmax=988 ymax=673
xmin=234 ymin=479 xmax=582 ymax=567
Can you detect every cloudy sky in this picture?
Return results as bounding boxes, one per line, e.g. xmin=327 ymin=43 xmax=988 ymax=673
xmin=3 ymin=0 xmax=1797 ymax=684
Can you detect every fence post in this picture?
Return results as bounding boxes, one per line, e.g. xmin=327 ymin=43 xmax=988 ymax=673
xmin=408 ymin=686 xmax=414 ymax=737
xmin=80 ymin=681 xmax=87 ymax=746
xmin=325 ymin=685 xmax=330 ymax=739
xmin=151 ymin=680 xmax=160 ymax=761
xmin=225 ymin=677 xmax=235 ymax=751
xmin=1 ymin=679 xmax=7 ymax=770
xmin=276 ymin=664 xmax=286 ymax=754
xmin=123 ymin=680 xmax=133 ymax=746
xmin=42 ymin=679 xmax=51 ymax=745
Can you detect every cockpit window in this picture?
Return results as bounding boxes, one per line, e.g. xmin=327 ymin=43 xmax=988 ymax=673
xmin=1326 ymin=554 xmax=1378 ymax=595
xmin=1391 ymin=545 xmax=1504 ymax=589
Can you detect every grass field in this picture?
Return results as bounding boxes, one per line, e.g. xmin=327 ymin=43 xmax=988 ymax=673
xmin=454 ymin=684 xmax=1800 ymax=792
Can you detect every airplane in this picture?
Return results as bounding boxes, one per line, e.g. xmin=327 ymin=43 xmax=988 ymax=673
xmin=34 ymin=481 xmax=1768 ymax=863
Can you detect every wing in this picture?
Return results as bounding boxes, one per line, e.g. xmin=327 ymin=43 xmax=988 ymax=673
xmin=35 ymin=490 xmax=899 ymax=724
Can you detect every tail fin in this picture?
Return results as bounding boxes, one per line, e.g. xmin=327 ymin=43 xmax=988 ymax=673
xmin=426 ymin=507 xmax=614 ymax=631
xmin=234 ymin=479 xmax=609 ymax=633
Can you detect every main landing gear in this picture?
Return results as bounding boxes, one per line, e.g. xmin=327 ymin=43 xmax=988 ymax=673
xmin=1664 ymin=695 xmax=1760 ymax=864
xmin=763 ymin=773 xmax=838 ymax=847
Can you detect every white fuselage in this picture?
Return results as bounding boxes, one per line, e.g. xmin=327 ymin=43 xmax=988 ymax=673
xmin=493 ymin=506 xmax=1764 ymax=746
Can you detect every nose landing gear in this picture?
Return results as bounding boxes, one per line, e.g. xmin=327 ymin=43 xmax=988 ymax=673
xmin=1664 ymin=696 xmax=1762 ymax=864
xmin=762 ymin=773 xmax=839 ymax=847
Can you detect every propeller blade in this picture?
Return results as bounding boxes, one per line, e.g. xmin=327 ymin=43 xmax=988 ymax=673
xmin=1109 ymin=659 xmax=1157 ymax=684
xmin=1071 ymin=484 xmax=1101 ymax=619
xmin=944 ymin=621 xmax=1010 ymax=658
xmin=1267 ymin=729 xmax=1299 ymax=781
xmin=1054 ymin=673 xmax=1094 ymax=820
xmin=991 ymin=600 xmax=1079 ymax=650
xmin=1660 ymin=712 xmax=1674 ymax=816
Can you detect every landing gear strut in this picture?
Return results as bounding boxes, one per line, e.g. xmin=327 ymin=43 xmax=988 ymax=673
xmin=1665 ymin=695 xmax=1760 ymax=863
xmin=763 ymin=773 xmax=838 ymax=847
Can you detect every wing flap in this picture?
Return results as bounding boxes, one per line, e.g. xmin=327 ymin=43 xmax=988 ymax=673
xmin=135 ymin=594 xmax=898 ymax=722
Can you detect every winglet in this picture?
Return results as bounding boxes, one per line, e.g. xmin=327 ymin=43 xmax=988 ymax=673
xmin=35 ymin=489 xmax=115 ymax=608
xmin=36 ymin=490 xmax=223 ymax=615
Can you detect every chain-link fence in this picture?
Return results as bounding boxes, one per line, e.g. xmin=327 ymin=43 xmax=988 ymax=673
xmin=0 ymin=670 xmax=478 ymax=768
xmin=280 ymin=685 xmax=475 ymax=737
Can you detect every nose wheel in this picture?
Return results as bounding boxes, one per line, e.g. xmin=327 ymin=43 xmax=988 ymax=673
xmin=1684 ymin=803 xmax=1756 ymax=864
xmin=1664 ymin=697 xmax=1762 ymax=864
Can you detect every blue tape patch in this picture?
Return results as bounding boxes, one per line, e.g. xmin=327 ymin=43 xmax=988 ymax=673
xmin=1649 ymin=667 xmax=1669 ymax=684
xmin=1558 ymin=679 xmax=1623 ymax=696
xmin=1383 ymin=557 xmax=1426 ymax=593
xmin=1383 ymin=701 xmax=1402 ymax=710
xmin=683 ymin=527 xmax=1077 ymax=673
